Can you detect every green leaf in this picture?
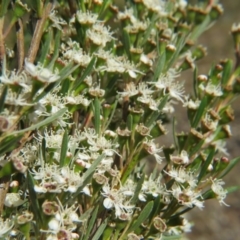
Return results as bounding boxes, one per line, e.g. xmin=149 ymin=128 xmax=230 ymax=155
xmin=93 ymin=98 xmax=101 ymax=135
xmin=92 ymin=217 xmax=108 ymax=240
xmin=128 ymin=201 xmax=154 ymax=233
xmin=0 ymin=161 xmax=14 ymax=178
xmin=148 ymin=194 xmax=161 ymax=221
xmin=198 ymin=147 xmax=215 ymax=183
xmin=83 ymin=206 xmax=99 ymax=240
xmin=221 ymin=59 xmax=233 ymax=86
xmin=38 ymin=30 xmax=52 ymax=64
xmin=145 ymin=95 xmax=168 ymax=127
xmin=0 ymin=85 xmax=7 ymax=113
xmin=166 ymin=33 xmax=188 ymax=69
xmin=192 ymin=95 xmax=208 ymax=128
xmin=161 ymin=235 xmax=183 ymax=240
xmin=190 ymin=15 xmax=211 ymax=42
xmin=122 ymin=29 xmax=131 ymax=60
xmin=219 ymin=156 xmax=240 ymax=178
xmin=48 ymin=30 xmax=61 ymax=69
xmin=12 ymin=108 xmax=67 ymax=135
xmin=130 ymin=174 xmax=145 ymax=205
xmin=58 ymin=62 xmax=79 ymax=82
xmin=59 ymin=130 xmax=68 ymax=167
xmin=69 ymin=154 xmax=105 ymax=203
xmin=226 ymin=185 xmax=240 ymax=194
xmin=172 ymin=117 xmax=178 ymax=151
xmin=27 ymin=172 xmax=43 ymax=228
xmin=153 ymin=51 xmax=166 ymax=81
xmin=41 ymin=137 xmax=46 ymax=163
xmin=0 ymin=0 xmax=11 ymax=17
xmin=0 ymin=135 xmax=23 ymax=156
xmin=141 ymin=14 xmax=159 ymax=46
xmin=193 ymin=67 xmax=198 ymax=98
xmin=73 ymin=57 xmax=96 ymax=93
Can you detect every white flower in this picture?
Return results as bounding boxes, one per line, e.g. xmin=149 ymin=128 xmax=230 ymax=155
xmin=211 ymin=178 xmax=229 ymax=206
xmin=86 ymin=23 xmax=114 ymax=47
xmin=49 ymin=10 xmax=67 ymax=30
xmin=25 ymin=59 xmax=60 ymax=83
xmin=0 ymin=218 xmax=14 ymax=236
xmin=102 ymin=184 xmax=134 ymax=219
xmin=0 ymin=70 xmax=31 ymax=90
xmin=4 ymin=193 xmax=25 ymax=207
xmin=62 ymin=42 xmax=91 ymax=67
xmin=142 ymin=175 xmax=166 ymax=198
xmin=98 ymin=55 xmax=143 ymax=78
xmin=171 ymin=185 xmax=204 ymax=209
xmin=143 ymin=139 xmax=163 ymax=164
xmin=183 ymin=97 xmax=200 ymax=109
xmin=150 ymin=68 xmax=185 ymax=103
xmin=142 ymin=0 xmax=167 ymax=16
xmin=31 ymin=164 xmax=83 ymax=193
xmin=76 ymin=10 xmax=98 ymax=25
xmin=164 ymin=167 xmax=197 ymax=188
xmin=170 ymin=150 xmax=190 ymax=165
xmin=199 ymin=81 xmax=223 ymax=96
xmin=118 ymin=82 xmax=138 ymax=98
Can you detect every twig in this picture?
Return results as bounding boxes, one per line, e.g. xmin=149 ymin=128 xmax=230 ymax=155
xmin=16 ymin=18 xmax=24 ymax=72
xmin=27 ymin=3 xmax=53 ymax=63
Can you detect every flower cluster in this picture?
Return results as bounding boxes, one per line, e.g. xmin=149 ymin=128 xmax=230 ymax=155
xmin=0 ymin=0 xmax=239 ymax=239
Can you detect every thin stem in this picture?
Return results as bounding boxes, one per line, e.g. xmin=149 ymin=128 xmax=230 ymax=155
xmin=27 ymin=3 xmax=53 ymax=63
xmin=16 ymin=18 xmax=24 ymax=72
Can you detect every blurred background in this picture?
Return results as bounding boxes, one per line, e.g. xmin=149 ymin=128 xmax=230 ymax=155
xmin=185 ymin=1 xmax=240 ymax=239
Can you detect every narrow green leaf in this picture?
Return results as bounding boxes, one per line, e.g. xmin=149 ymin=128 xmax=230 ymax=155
xmin=59 ymin=130 xmax=68 ymax=167
xmin=141 ymin=14 xmax=159 ymax=46
xmin=92 ymin=217 xmax=108 ymax=240
xmin=219 ymin=156 xmax=240 ymax=178
xmin=198 ymin=147 xmax=215 ymax=183
xmin=130 ymin=174 xmax=145 ymax=204
xmin=27 ymin=172 xmax=43 ymax=227
xmin=104 ymin=98 xmax=118 ymax=130
xmin=193 ymin=67 xmax=198 ymax=98
xmin=145 ymin=95 xmax=168 ymax=127
xmin=190 ymin=15 xmax=211 ymax=42
xmin=172 ymin=117 xmax=179 ymax=152
xmin=0 ymin=85 xmax=7 ymax=113
xmin=161 ymin=235 xmax=183 ymax=240
xmin=192 ymin=95 xmax=207 ymax=128
xmin=48 ymin=30 xmax=61 ymax=69
xmin=0 ymin=135 xmax=23 ymax=156
xmin=127 ymin=114 xmax=133 ymax=131
xmin=153 ymin=51 xmax=166 ymax=81
xmin=41 ymin=138 xmax=46 ymax=163
xmin=0 ymin=0 xmax=11 ymax=17
xmin=12 ymin=108 xmax=67 ymax=135
xmin=38 ymin=30 xmax=52 ymax=64
xmin=122 ymin=29 xmax=131 ymax=60
xmin=73 ymin=57 xmax=96 ymax=93
xmin=58 ymin=63 xmax=79 ymax=82
xmin=221 ymin=59 xmax=233 ymax=86
xmin=166 ymin=33 xmax=188 ymax=69
xmin=83 ymin=206 xmax=99 ymax=240
xmin=93 ymin=98 xmax=101 ymax=135
xmin=148 ymin=195 xmax=161 ymax=221
xmin=226 ymin=185 xmax=240 ymax=194
xmin=128 ymin=201 xmax=154 ymax=233
xmin=69 ymin=154 xmax=105 ymax=203
xmin=78 ymin=207 xmax=94 ymax=222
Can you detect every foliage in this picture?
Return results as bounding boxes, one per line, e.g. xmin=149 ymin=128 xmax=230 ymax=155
xmin=0 ymin=0 xmax=240 ymax=239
